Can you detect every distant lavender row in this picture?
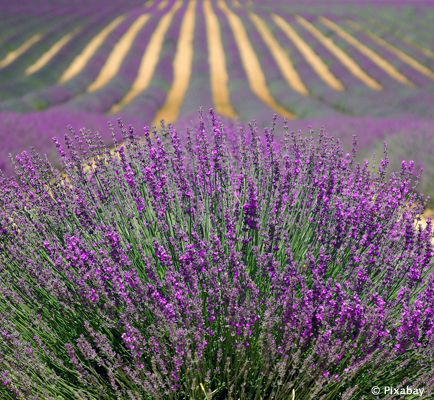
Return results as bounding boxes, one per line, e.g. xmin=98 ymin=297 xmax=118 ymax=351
xmin=0 ymin=9 xmax=74 ymax=63
xmin=273 ymin=7 xmax=434 ymax=119
xmin=269 ymin=8 xmax=395 ymax=116
xmin=364 ymin=6 xmax=434 ymax=43
xmin=232 ymin=4 xmax=342 ymax=119
xmin=343 ymin=12 xmax=434 ymax=72
xmin=321 ymin=12 xmax=434 ymax=88
xmin=179 ymin=0 xmax=214 ymax=117
xmin=114 ymin=0 xmax=184 ymax=121
xmin=297 ymin=10 xmax=403 ymax=92
xmin=0 ymin=9 xmax=140 ymax=113
xmin=0 ymin=10 xmax=92 ymax=90
xmin=212 ymin=0 xmax=279 ymax=125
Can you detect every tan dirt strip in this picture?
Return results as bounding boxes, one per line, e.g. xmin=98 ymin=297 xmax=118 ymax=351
xmin=87 ymin=13 xmax=150 ymax=93
xmin=25 ymin=27 xmax=81 ymax=75
xmin=232 ymin=0 xmax=242 ymax=8
xmin=271 ymin=14 xmax=344 ymax=91
xmin=360 ymin=15 xmax=434 ymax=60
xmin=217 ymin=0 xmax=296 ymax=119
xmin=344 ymin=18 xmax=434 ymax=81
xmin=144 ymin=0 xmax=155 ymax=6
xmin=59 ymin=16 xmax=125 ymax=83
xmin=203 ymin=0 xmax=237 ymax=118
xmin=296 ymin=15 xmax=382 ymax=90
xmin=152 ymin=0 xmax=197 ymax=126
xmin=109 ymin=0 xmax=183 ymax=114
xmin=157 ymin=0 xmax=169 ymax=10
xmin=318 ymin=16 xmax=416 ymax=87
xmin=0 ymin=34 xmax=42 ymax=69
xmin=248 ymin=12 xmax=309 ymax=95
xmin=420 ymin=208 xmax=434 ymax=245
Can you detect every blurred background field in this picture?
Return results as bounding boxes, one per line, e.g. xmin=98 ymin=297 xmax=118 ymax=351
xmin=0 ymin=0 xmax=433 ymax=203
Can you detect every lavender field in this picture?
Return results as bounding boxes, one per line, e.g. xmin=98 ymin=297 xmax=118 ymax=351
xmin=1 ymin=0 xmax=434 ymax=399
xmin=0 ymin=0 xmax=434 ymax=201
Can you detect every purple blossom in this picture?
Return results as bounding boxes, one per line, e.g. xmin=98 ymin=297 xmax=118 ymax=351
xmin=0 ymin=109 xmax=434 ymax=398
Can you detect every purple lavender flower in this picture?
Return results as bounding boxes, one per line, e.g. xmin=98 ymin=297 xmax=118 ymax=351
xmin=0 ymin=108 xmax=433 ymax=399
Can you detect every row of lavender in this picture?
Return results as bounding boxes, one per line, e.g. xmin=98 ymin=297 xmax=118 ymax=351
xmin=0 ymin=0 xmax=432 ymax=119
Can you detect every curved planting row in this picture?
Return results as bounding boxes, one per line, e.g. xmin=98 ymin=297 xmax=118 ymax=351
xmin=0 ymin=10 xmax=77 ymax=70
xmin=0 ymin=9 xmax=128 ymax=104
xmin=0 ymin=13 xmax=136 ymax=113
xmin=212 ymin=0 xmax=288 ymax=125
xmin=294 ymin=11 xmax=387 ymax=92
xmin=152 ymin=0 xmax=198 ymax=126
xmin=112 ymin=0 xmax=186 ymax=123
xmin=267 ymin=6 xmax=433 ymax=118
xmin=1 ymin=0 xmax=433 ymax=121
xmin=58 ymin=7 xmax=167 ymax=114
xmin=267 ymin=8 xmax=383 ymax=115
xmin=362 ymin=6 xmax=434 ymax=49
xmin=344 ymin=13 xmax=434 ymax=71
xmin=178 ymin=0 xmax=214 ymax=119
xmin=0 ymin=4 xmax=165 ymax=114
xmin=0 ymin=13 xmax=54 ymax=46
xmin=319 ymin=12 xmax=434 ymax=89
xmin=311 ymin=13 xmax=414 ymax=90
xmin=227 ymin=3 xmax=341 ymax=119
xmin=0 ymin=10 xmax=92 ymax=90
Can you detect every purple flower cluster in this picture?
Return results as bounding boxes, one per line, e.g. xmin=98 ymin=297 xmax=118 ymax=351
xmin=0 ymin=108 xmax=433 ymax=399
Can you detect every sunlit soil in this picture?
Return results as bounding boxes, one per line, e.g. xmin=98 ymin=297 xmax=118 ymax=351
xmin=109 ymin=0 xmax=183 ymax=114
xmin=249 ymin=11 xmax=309 ymax=95
xmin=217 ymin=0 xmax=296 ymax=119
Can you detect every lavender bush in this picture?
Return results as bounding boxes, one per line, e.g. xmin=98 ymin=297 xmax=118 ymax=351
xmin=1 ymin=109 xmax=433 ymax=399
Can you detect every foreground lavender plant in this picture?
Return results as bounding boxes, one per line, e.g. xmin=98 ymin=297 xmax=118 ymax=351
xmin=0 ymin=109 xmax=433 ymax=399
